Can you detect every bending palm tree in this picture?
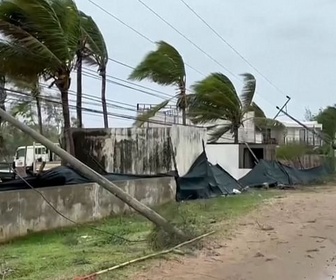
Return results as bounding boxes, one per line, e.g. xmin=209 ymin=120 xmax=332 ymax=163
xmin=188 ymin=73 xmax=257 ymax=143
xmin=8 ymin=76 xmax=44 ymax=135
xmin=79 ymin=12 xmax=109 ymax=128
xmin=129 ymin=41 xmax=187 ymax=125
xmin=189 ymin=73 xmax=283 ymax=143
xmin=0 ymin=0 xmax=81 ymax=155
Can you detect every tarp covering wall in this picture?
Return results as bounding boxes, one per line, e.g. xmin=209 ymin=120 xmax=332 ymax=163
xmin=0 ymin=166 xmax=174 ymax=192
xmin=177 ymin=152 xmax=243 ymax=201
xmin=239 ymin=159 xmax=331 ymax=188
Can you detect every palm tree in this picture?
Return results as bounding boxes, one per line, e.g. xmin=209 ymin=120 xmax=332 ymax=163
xmin=0 ymin=75 xmax=5 ymax=124
xmin=188 ymin=73 xmax=257 ymax=143
xmin=129 ymin=41 xmax=187 ymax=125
xmin=8 ymin=76 xmax=44 ymax=135
xmin=0 ymin=75 xmax=6 ymax=155
xmin=79 ymin=12 xmax=109 ymax=128
xmin=0 ymin=0 xmax=82 ymax=155
xmin=188 ymin=73 xmax=283 ymax=143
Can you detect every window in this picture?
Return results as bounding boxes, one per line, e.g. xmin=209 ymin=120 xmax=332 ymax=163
xmin=16 ymin=148 xmax=26 ymax=159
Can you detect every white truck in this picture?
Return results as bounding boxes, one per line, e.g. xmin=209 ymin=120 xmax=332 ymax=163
xmin=14 ymin=142 xmax=61 ymax=173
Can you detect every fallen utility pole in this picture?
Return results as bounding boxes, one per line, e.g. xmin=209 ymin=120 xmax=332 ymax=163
xmin=275 ymin=106 xmax=331 ymax=144
xmin=276 ymin=106 xmax=335 ymax=171
xmin=0 ymin=108 xmax=185 ymax=238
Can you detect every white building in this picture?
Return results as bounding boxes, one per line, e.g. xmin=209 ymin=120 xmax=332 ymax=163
xmin=280 ymin=120 xmax=323 ymax=146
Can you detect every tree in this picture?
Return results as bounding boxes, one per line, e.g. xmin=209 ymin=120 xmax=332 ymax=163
xmin=129 ymin=41 xmax=187 ymax=125
xmin=0 ymin=75 xmax=6 ymax=157
xmin=314 ymin=106 xmax=336 ymax=140
xmin=0 ymin=0 xmax=82 ymax=155
xmin=79 ymin=12 xmax=109 ymax=128
xmin=7 ymin=77 xmax=44 ymax=134
xmin=249 ymin=102 xmax=285 ymax=136
xmin=188 ymin=73 xmax=257 ymax=143
xmin=0 ymin=90 xmax=61 ymax=161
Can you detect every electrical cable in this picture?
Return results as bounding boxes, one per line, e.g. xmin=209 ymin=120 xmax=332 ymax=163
xmin=178 ymin=0 xmax=289 ymax=99
xmin=11 ymin=169 xmax=144 ymax=243
xmin=87 ymin=0 xmax=205 ymax=77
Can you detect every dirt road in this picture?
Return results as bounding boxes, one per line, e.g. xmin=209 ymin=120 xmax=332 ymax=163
xmin=134 ymin=187 xmax=336 ymax=280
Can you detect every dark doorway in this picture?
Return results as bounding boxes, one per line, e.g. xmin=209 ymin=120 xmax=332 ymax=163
xmin=240 ymin=147 xmax=264 ymax=168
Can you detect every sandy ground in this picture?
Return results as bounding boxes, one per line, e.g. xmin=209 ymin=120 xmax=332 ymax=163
xmin=133 ymin=187 xmax=336 ymax=280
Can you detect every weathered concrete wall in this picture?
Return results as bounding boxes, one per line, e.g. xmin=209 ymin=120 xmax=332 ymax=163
xmin=72 ymin=125 xmax=207 ymax=177
xmin=0 ymin=177 xmax=176 ymax=243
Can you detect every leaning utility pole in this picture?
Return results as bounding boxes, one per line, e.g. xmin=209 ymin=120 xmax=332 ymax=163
xmin=276 ymin=106 xmax=335 ymax=171
xmin=0 ymin=108 xmax=185 ymax=238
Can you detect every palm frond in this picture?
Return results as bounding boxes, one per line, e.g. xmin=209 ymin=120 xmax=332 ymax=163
xmin=0 ymin=0 xmax=81 ymax=78
xmin=254 ymin=117 xmax=285 ymax=131
xmin=134 ymin=99 xmax=170 ymax=127
xmin=0 ymin=3 xmax=62 ymax=68
xmin=79 ymin=11 xmax=108 ymax=68
xmin=48 ymin=0 xmax=81 ymax=63
xmin=208 ymin=124 xmax=232 ymax=143
xmin=188 ymin=73 xmax=241 ymax=124
xmin=129 ymin=41 xmax=185 ymax=87
xmin=240 ymin=73 xmax=256 ymax=110
xmin=248 ymin=102 xmax=266 ymax=118
xmin=0 ymin=41 xmax=47 ymax=78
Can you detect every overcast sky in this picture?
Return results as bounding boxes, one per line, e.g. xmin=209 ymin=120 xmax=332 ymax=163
xmin=72 ymin=0 xmax=336 ymax=127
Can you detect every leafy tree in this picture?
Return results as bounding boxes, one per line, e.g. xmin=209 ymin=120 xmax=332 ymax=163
xmin=188 ymin=73 xmax=257 ymax=143
xmin=129 ymin=41 xmax=187 ymax=125
xmin=314 ymin=106 xmax=336 ymax=141
xmin=0 ymin=0 xmax=82 ymax=154
xmin=0 ymin=93 xmax=61 ymax=161
xmin=79 ymin=11 xmax=109 ymax=128
xmin=7 ymin=77 xmax=44 ymax=134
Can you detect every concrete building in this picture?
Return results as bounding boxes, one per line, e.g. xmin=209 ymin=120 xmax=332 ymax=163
xmin=136 ymin=104 xmax=282 ymax=144
xmin=280 ymin=120 xmax=323 ymax=146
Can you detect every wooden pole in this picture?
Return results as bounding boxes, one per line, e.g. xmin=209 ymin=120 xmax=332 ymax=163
xmin=0 ymin=108 xmax=185 ymax=238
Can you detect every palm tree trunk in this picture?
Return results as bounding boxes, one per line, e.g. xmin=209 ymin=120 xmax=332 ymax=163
xmin=35 ymin=96 xmax=43 ymax=135
xmin=0 ymin=75 xmax=6 ymax=126
xmin=56 ymin=73 xmax=75 ymax=156
xmin=76 ymin=51 xmax=83 ymax=128
xmin=100 ymin=68 xmax=108 ymax=128
xmin=180 ymin=80 xmax=187 ymax=125
xmin=233 ymin=126 xmax=239 ymax=144
xmin=0 ymin=76 xmax=6 ymax=155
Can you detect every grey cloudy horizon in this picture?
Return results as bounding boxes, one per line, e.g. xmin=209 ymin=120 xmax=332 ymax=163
xmin=75 ymin=0 xmax=336 ymax=127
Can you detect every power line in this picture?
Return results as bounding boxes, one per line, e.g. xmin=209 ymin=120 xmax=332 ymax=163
xmin=12 ymin=169 xmax=142 ymax=243
xmin=87 ymin=0 xmax=205 ymax=77
xmin=82 ymin=67 xmax=176 ymax=99
xmin=4 ymin=87 xmax=197 ymax=127
xmin=137 ymin=0 xmax=238 ymax=80
xmin=108 ymin=58 xmax=134 ymax=70
xmin=81 ymin=70 xmax=176 ymax=100
xmin=135 ymin=0 xmax=280 ymax=109
xmin=178 ymin=0 xmax=289 ymax=99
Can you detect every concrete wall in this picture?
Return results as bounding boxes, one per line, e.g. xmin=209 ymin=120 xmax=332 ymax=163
xmin=206 ymin=143 xmax=277 ymax=180
xmin=0 ymin=177 xmax=176 ymax=243
xmin=72 ymin=125 xmax=207 ymax=177
xmin=206 ymin=144 xmax=251 ymax=180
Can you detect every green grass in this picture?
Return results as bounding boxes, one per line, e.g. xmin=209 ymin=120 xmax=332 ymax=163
xmin=0 ymin=190 xmax=277 ymax=280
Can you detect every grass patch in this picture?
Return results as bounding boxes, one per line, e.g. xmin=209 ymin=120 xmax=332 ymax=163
xmin=0 ymin=190 xmax=276 ymax=280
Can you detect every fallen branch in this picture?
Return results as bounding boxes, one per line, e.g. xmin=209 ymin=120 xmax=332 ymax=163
xmin=74 ymin=231 xmax=216 ymax=280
